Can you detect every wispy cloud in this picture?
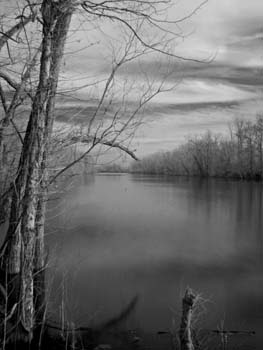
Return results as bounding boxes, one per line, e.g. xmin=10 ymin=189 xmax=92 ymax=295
xmin=58 ymin=0 xmax=263 ymax=157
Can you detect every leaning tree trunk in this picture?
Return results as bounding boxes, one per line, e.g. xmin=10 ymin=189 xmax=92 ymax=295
xmin=0 ymin=1 xmax=73 ymax=345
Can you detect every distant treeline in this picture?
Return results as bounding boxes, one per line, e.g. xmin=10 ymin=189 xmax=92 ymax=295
xmin=130 ymin=116 xmax=263 ymax=180
xmin=97 ymin=163 xmax=128 ymax=173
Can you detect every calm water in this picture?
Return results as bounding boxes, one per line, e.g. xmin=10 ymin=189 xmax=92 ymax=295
xmin=47 ymin=174 xmax=263 ymax=349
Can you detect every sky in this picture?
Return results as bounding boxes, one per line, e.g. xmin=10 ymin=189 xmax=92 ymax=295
xmin=56 ymin=0 xmax=263 ymax=159
xmin=2 ymin=0 xmax=263 ymax=159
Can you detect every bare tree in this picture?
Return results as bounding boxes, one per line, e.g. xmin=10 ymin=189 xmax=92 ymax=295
xmin=0 ymin=0 xmax=209 ymax=347
xmin=254 ymin=115 xmax=263 ymax=179
xmin=130 ymin=118 xmax=263 ymax=179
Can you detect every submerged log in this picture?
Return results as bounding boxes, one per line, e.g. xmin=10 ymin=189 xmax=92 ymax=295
xmin=179 ymin=288 xmax=197 ymax=350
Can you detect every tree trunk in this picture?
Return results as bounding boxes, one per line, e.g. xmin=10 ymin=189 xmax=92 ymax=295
xmin=33 ymin=182 xmax=47 ymax=349
xmin=0 ymin=1 xmax=73 ymax=345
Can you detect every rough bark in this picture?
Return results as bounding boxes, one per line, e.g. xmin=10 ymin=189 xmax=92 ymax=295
xmin=0 ymin=1 xmax=73 ymax=344
xmin=33 ymin=170 xmax=48 ymax=350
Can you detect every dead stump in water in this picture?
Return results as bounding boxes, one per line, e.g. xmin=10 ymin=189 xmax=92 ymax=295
xmin=179 ymin=288 xmax=197 ymax=350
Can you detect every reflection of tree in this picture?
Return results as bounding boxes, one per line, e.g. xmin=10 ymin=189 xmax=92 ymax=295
xmin=255 ymin=185 xmax=263 ymax=262
xmin=234 ymin=182 xmax=263 ymax=262
xmin=186 ymin=178 xmax=214 ymax=221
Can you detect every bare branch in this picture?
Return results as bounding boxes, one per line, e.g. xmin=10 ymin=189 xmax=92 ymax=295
xmin=0 ymin=83 xmax=8 ymax=113
xmin=49 ymin=132 xmax=138 ymax=185
xmin=100 ymin=139 xmax=138 ymax=160
xmin=0 ymin=15 xmax=35 ymax=52
xmin=0 ymin=71 xmax=19 ymax=90
xmin=80 ymin=0 xmax=211 ymax=62
xmin=10 ymin=120 xmax=24 ymax=144
xmin=49 ymin=143 xmax=96 ymax=185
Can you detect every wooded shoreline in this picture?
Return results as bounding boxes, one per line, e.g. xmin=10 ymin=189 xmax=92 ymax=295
xmin=100 ymin=117 xmax=263 ymax=182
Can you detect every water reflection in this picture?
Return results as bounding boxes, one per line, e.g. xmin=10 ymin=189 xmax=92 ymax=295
xmin=47 ymin=174 xmax=263 ymax=349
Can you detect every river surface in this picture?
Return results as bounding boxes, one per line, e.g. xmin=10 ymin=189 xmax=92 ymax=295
xmin=47 ymin=174 xmax=263 ymax=349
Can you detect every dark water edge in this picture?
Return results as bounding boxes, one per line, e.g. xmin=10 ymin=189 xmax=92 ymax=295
xmin=99 ymin=170 xmax=263 ymax=182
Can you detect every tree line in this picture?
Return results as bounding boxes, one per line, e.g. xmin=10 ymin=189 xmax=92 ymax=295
xmin=130 ymin=116 xmax=263 ymax=180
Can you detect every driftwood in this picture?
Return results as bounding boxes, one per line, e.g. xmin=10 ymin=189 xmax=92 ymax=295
xmin=179 ymin=288 xmax=197 ymax=350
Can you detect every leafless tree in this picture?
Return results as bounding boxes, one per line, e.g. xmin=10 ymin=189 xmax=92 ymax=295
xmin=0 ymin=0 xmax=209 ymax=346
xmin=130 ymin=118 xmax=263 ymax=179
